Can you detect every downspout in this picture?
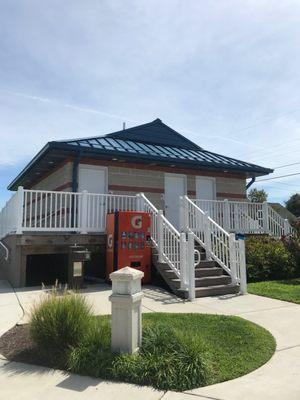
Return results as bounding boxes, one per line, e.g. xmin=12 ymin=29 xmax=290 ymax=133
xmin=246 ymin=176 xmax=256 ymax=190
xmin=72 ymin=150 xmax=82 ymax=193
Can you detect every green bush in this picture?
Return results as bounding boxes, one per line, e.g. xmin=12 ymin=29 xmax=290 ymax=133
xmin=68 ymin=322 xmax=211 ymax=391
xmin=246 ymin=236 xmax=297 ymax=282
xmin=67 ymin=317 xmax=114 ymax=379
xmin=283 ymin=235 xmax=300 ymax=271
xmin=30 ymin=292 xmax=92 ymax=366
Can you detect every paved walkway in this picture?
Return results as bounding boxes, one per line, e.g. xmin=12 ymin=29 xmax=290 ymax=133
xmin=0 ymin=280 xmax=300 ymax=399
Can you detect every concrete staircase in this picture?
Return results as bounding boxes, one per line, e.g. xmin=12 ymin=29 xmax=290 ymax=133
xmin=152 ymin=246 xmax=239 ymax=299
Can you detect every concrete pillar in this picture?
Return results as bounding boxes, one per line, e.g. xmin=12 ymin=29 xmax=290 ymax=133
xmin=109 ymin=267 xmax=144 ymax=354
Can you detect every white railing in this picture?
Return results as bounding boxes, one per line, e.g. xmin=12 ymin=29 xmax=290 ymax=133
xmin=182 ymin=196 xmax=247 ymax=291
xmin=193 ymin=199 xmax=293 ymax=238
xmin=0 ymin=191 xmax=19 ymax=239
xmin=141 ymin=194 xmax=182 ymax=279
xmin=0 ymin=186 xmax=138 ymax=238
xmin=141 ymin=193 xmax=198 ymax=300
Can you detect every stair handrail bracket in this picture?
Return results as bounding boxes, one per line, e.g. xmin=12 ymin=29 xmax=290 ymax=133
xmin=182 ymin=195 xmax=247 ymax=294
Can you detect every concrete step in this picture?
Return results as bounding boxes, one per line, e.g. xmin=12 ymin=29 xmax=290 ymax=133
xmin=196 ymin=267 xmax=223 ymax=277
xmin=195 ymin=284 xmax=240 ymax=298
xmin=171 ymin=275 xmax=231 ymax=289
xmin=196 ymin=260 xmax=218 ymax=268
xmin=196 ymin=275 xmax=232 ymax=287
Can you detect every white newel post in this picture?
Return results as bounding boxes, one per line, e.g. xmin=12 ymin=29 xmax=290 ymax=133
xmin=203 ymin=212 xmax=212 ymax=260
xmin=262 ymin=201 xmax=269 ymax=234
xmin=80 ymin=190 xmax=88 ymax=234
xmin=179 ymin=196 xmax=188 ymax=232
xmin=136 ymin=193 xmax=145 ymax=212
xmin=187 ymin=232 xmax=195 ymax=301
xmin=179 ymin=232 xmax=187 ymax=290
xmin=224 ymin=199 xmax=230 ymax=231
xmin=238 ymin=239 xmax=247 ymax=294
xmin=109 ymin=267 xmax=144 ymax=354
xmin=229 ymin=233 xmax=237 ymax=284
xmin=157 ymin=210 xmax=164 ymax=263
xmin=16 ymin=186 xmax=24 ymax=234
xmin=284 ymin=219 xmax=290 ymax=236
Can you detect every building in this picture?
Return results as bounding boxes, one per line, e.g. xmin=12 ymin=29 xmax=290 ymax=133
xmin=0 ymin=119 xmax=291 ymax=297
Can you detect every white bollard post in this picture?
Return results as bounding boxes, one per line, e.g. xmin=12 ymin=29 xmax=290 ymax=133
xmin=109 ymin=267 xmax=144 ymax=354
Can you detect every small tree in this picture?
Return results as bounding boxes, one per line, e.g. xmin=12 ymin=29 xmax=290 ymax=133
xmin=247 ymin=188 xmax=268 ymax=203
xmin=285 ymin=193 xmax=300 ymax=217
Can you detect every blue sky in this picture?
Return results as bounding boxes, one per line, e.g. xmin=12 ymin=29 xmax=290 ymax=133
xmin=0 ymin=0 xmax=300 ymax=207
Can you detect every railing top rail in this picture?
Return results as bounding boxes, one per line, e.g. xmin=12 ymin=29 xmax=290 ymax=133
xmin=193 ymin=198 xmax=261 ymax=206
xmin=140 ymin=193 xmax=159 ymax=213
xmin=160 ymin=213 xmax=181 ymax=237
xmin=140 ymin=193 xmax=180 ymax=237
xmin=23 ymin=188 xmax=137 ymax=198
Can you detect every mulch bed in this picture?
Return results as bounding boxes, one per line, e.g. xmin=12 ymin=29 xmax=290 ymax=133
xmin=0 ymin=324 xmax=56 ymax=368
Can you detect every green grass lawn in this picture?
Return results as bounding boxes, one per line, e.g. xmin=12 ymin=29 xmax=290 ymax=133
xmin=29 ymin=294 xmax=276 ymax=392
xmin=68 ymin=313 xmax=275 ymax=391
xmin=248 ymin=278 xmax=300 ymax=304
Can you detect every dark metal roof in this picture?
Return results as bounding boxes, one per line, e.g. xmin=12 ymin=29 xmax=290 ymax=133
xmin=8 ymin=119 xmax=273 ymax=190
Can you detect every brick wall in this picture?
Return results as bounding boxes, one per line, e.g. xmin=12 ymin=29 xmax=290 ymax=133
xmin=31 ymin=162 xmax=73 ymax=191
xmin=30 ymin=158 xmax=246 ymax=204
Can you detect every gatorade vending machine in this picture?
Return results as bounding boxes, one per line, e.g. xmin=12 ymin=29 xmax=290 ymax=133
xmin=106 ymin=211 xmax=152 ymax=283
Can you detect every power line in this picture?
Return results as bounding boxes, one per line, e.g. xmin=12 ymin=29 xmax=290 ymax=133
xmin=273 ymin=161 xmax=300 ymax=169
xmin=257 ymin=172 xmax=300 ymax=182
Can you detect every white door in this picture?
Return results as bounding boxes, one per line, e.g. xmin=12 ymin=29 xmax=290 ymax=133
xmin=78 ymin=165 xmax=107 ymax=230
xmin=196 ymin=177 xmax=215 ymax=200
xmin=78 ymin=165 xmax=107 ymax=194
xmin=164 ymin=174 xmax=186 ymax=228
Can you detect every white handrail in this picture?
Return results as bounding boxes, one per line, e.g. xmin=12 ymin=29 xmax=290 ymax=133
xmin=193 ymin=198 xmax=294 ymax=237
xmin=140 ymin=193 xmax=183 ymax=280
xmin=0 ymin=191 xmax=18 ymax=239
xmin=183 ymin=195 xmax=246 ymax=287
xmin=184 ymin=196 xmax=232 ymax=275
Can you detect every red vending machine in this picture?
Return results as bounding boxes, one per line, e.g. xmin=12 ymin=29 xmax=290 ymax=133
xmin=106 ymin=211 xmax=152 ymax=283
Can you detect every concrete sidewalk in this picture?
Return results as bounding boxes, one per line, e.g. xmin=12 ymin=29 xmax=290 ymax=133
xmin=1 ymin=281 xmax=300 ymax=399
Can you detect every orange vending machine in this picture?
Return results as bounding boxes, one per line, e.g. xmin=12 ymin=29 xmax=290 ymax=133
xmin=106 ymin=211 xmax=152 ymax=283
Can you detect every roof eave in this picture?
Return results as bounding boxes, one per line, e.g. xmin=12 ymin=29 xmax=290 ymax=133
xmin=51 ymin=143 xmax=273 ymax=176
xmin=8 ymin=142 xmax=273 ymax=190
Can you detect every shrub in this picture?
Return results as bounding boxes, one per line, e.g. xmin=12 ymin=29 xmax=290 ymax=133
xmin=283 ymin=235 xmax=300 ymax=271
xmin=246 ymin=236 xmax=297 ymax=282
xmin=68 ymin=322 xmax=211 ymax=391
xmin=67 ymin=317 xmax=113 ymax=379
xmin=30 ymin=292 xmax=92 ymax=366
